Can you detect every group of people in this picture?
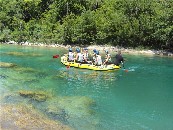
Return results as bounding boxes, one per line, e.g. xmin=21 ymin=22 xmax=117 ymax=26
xmin=67 ymin=48 xmax=124 ymax=66
xmin=68 ymin=48 xmax=89 ymax=63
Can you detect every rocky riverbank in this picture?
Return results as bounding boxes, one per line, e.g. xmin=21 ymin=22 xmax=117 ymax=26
xmin=1 ymin=41 xmax=173 ymax=57
xmin=0 ymin=104 xmax=71 ymax=130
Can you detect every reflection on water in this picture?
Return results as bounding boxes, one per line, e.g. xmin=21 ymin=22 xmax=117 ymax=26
xmin=55 ymin=69 xmax=118 ymax=82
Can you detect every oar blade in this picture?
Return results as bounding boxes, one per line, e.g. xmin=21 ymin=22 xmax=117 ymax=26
xmin=66 ymin=65 xmax=70 ymax=69
xmin=53 ymin=55 xmax=59 ymax=58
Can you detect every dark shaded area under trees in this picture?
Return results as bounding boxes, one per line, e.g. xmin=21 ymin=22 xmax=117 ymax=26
xmin=0 ymin=0 xmax=172 ymax=51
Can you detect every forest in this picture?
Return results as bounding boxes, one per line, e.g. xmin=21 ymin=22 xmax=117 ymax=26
xmin=0 ymin=0 xmax=173 ymax=50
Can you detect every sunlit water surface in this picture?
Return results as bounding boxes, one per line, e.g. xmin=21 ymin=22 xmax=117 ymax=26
xmin=0 ymin=44 xmax=173 ymax=130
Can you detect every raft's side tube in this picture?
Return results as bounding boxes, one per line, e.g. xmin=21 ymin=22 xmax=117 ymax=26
xmin=61 ymin=56 xmax=120 ymax=71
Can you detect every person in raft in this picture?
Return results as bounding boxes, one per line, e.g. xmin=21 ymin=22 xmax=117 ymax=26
xmin=95 ymin=51 xmax=102 ymax=66
xmin=103 ymin=50 xmax=112 ymax=65
xmin=74 ymin=48 xmax=84 ymax=63
xmin=83 ymin=48 xmax=90 ymax=63
xmin=68 ymin=48 xmax=74 ymax=62
xmin=92 ymin=49 xmax=97 ymax=65
xmin=114 ymin=50 xmax=124 ymax=66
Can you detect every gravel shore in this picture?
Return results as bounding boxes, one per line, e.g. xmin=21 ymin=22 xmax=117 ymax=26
xmin=1 ymin=41 xmax=173 ymax=57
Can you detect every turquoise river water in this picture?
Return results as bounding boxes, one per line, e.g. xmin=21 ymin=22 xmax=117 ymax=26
xmin=0 ymin=44 xmax=173 ymax=130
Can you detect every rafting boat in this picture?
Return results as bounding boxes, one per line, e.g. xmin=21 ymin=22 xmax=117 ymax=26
xmin=61 ymin=56 xmax=120 ymax=71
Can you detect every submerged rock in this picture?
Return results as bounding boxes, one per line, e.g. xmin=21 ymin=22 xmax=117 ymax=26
xmin=23 ymin=78 xmax=40 ymax=84
xmin=4 ymin=51 xmax=43 ymax=57
xmin=46 ymin=105 xmax=69 ymax=123
xmin=0 ymin=74 xmax=8 ymax=79
xmin=5 ymin=51 xmax=26 ymax=56
xmin=0 ymin=104 xmax=71 ymax=130
xmin=19 ymin=90 xmax=51 ymax=102
xmin=40 ymin=96 xmax=96 ymax=127
xmin=13 ymin=67 xmax=37 ymax=73
xmin=0 ymin=93 xmax=22 ymax=104
xmin=0 ymin=62 xmax=17 ymax=68
xmin=35 ymin=72 xmax=49 ymax=79
xmin=49 ymin=96 xmax=96 ymax=117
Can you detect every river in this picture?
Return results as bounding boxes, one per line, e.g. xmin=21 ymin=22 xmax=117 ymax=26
xmin=0 ymin=44 xmax=173 ymax=130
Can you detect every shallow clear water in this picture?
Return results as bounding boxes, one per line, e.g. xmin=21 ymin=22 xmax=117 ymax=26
xmin=0 ymin=44 xmax=173 ymax=130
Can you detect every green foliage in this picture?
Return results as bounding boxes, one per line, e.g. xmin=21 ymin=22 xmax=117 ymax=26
xmin=0 ymin=0 xmax=172 ymax=50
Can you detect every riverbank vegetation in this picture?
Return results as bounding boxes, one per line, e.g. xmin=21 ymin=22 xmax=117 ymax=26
xmin=0 ymin=0 xmax=172 ymax=51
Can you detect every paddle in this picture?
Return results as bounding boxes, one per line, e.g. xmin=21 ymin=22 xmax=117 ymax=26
xmin=53 ymin=54 xmax=59 ymax=58
xmin=122 ymin=62 xmax=128 ymax=72
xmin=66 ymin=65 xmax=70 ymax=69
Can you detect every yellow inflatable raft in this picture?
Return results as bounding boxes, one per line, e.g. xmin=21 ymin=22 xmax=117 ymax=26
xmin=60 ymin=56 xmax=120 ymax=71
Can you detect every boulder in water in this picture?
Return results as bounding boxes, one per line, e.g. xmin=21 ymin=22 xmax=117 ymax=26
xmin=18 ymin=90 xmax=51 ymax=102
xmin=0 ymin=62 xmax=17 ymax=68
xmin=13 ymin=67 xmax=37 ymax=73
xmin=4 ymin=51 xmax=43 ymax=57
xmin=0 ymin=104 xmax=71 ymax=130
xmin=54 ymin=96 xmax=96 ymax=117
